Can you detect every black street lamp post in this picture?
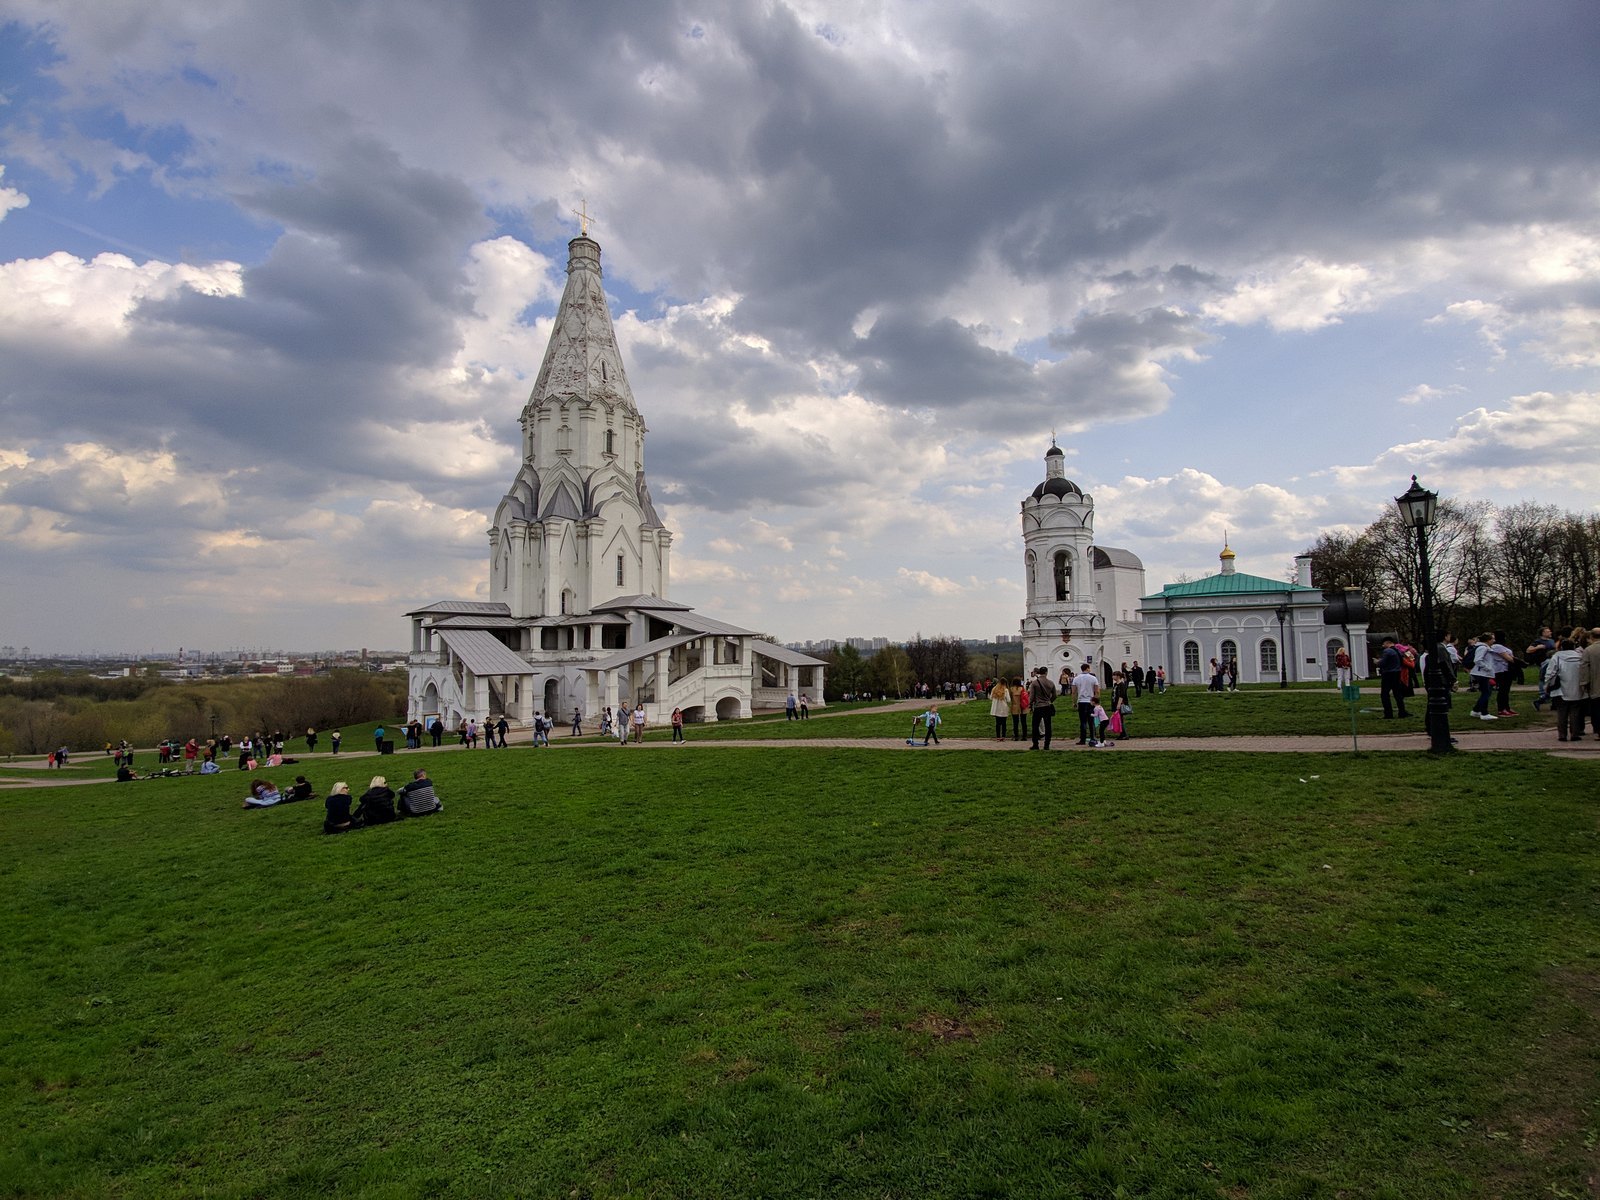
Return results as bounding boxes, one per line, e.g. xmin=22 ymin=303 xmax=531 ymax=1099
xmin=1273 ymin=603 xmax=1289 ymax=689
xmin=1395 ymin=475 xmax=1455 ymax=754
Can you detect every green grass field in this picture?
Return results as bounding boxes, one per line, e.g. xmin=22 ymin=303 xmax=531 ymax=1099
xmin=3 ymin=744 xmax=1595 ymax=1198
xmin=639 ymin=687 xmax=1535 ymax=742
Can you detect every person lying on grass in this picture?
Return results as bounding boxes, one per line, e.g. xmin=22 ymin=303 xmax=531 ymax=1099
xmin=396 ymin=769 xmax=443 ymax=817
xmin=352 ymin=776 xmax=397 ymax=826
xmin=242 ymin=779 xmax=282 ymax=808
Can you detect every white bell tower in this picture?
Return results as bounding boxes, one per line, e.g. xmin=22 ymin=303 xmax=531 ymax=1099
xmin=1020 ymin=441 xmax=1104 ymax=678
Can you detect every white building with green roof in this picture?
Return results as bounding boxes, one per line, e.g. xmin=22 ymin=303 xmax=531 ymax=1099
xmin=1138 ymin=546 xmax=1369 ymax=685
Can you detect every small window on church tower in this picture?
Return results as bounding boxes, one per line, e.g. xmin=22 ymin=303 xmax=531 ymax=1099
xmin=605 ymin=429 xmax=615 ymax=456
xmin=616 ymin=555 xmax=624 ymax=587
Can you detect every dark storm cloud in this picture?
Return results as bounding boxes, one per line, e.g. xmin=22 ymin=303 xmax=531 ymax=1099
xmin=849 ymin=312 xmax=1039 ymax=413
xmin=567 ymin=0 xmax=1600 ymax=350
xmin=646 ymin=421 xmax=863 ymax=513
xmin=842 ymin=305 xmax=1209 ymax=434
xmin=0 ymin=134 xmax=496 ymax=496
xmin=238 ymin=139 xmax=488 ymax=298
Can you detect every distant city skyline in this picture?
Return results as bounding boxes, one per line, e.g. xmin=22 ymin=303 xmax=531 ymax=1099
xmin=1 ymin=3 xmax=1595 ymax=651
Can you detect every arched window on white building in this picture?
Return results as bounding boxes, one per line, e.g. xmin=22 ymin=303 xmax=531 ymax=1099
xmin=1220 ymin=639 xmax=1238 ymax=667
xmin=1183 ymin=641 xmax=1200 ymax=674
xmin=1053 ymin=551 xmax=1071 ymax=601
xmin=1260 ymin=638 xmax=1278 ymax=674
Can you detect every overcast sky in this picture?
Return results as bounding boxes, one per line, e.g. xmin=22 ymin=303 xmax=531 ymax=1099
xmin=1 ymin=1 xmax=1596 ymax=655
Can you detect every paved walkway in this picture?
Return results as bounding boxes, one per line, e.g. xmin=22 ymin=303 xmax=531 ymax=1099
xmin=565 ymin=728 xmax=1598 ymax=755
xmin=6 ymin=726 xmax=1593 ymax=789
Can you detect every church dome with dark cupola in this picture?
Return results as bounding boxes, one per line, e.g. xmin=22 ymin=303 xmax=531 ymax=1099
xmin=1030 ymin=440 xmax=1083 ymax=499
xmin=1032 ymin=475 xmax=1083 ymax=500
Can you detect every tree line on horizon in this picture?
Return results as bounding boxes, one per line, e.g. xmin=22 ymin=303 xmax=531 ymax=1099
xmin=0 ymin=670 xmax=407 ymax=757
xmin=821 ymin=635 xmax=1025 ymax=700
xmin=1303 ymin=499 xmax=1600 ymax=649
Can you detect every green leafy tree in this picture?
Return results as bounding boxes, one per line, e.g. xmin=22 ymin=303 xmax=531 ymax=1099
xmin=864 ymin=645 xmax=913 ymax=698
xmin=825 ymin=645 xmax=865 ymax=699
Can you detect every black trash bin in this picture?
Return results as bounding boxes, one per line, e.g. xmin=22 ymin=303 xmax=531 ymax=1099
xmin=380 ymin=740 xmax=395 ymax=755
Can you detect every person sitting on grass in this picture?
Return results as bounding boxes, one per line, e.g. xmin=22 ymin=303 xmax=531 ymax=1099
xmin=199 ymin=760 xmax=220 ymax=775
xmin=324 ymin=782 xmax=358 ymax=834
xmin=285 ymin=775 xmax=316 ymax=803
xmin=116 ymin=763 xmax=139 ymax=782
xmin=396 ymin=769 xmax=443 ymax=817
xmin=242 ymin=779 xmax=282 ymax=808
xmin=353 ymin=776 xmax=397 ymax=826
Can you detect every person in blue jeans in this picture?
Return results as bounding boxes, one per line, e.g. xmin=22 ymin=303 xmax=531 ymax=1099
xmin=917 ymin=705 xmax=942 ymax=744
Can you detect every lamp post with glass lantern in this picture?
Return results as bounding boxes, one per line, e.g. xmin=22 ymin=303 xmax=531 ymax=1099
xmin=1273 ymin=603 xmax=1289 ymax=688
xmin=1395 ymin=475 xmax=1455 ymax=753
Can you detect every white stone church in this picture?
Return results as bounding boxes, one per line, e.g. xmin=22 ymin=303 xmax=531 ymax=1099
xmin=1019 ymin=441 xmax=1368 ymax=684
xmin=404 ymin=233 xmax=826 ymax=728
xmin=1019 ymin=441 xmax=1149 ymax=678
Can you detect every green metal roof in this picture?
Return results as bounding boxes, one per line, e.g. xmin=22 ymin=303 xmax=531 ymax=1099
xmin=1144 ymin=571 xmax=1318 ymax=600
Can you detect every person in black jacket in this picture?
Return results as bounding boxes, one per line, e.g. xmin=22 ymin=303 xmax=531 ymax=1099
xmin=352 ymin=775 xmax=397 ymax=826
xmin=324 ymin=782 xmax=358 ymax=833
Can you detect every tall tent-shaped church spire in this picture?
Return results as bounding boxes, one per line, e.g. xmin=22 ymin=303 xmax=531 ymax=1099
xmin=526 ymin=235 xmax=639 ymax=419
xmin=488 ymin=234 xmax=670 ymax=619
xmin=404 ymin=220 xmax=830 ymax=737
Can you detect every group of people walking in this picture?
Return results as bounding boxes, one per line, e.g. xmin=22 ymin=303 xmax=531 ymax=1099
xmin=989 ymin=663 xmax=1144 ymax=750
xmin=598 ymin=704 xmax=688 ymax=743
xmin=1530 ymin=626 xmax=1600 ymax=742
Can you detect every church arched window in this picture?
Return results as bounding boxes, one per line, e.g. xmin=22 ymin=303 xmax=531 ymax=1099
xmin=1183 ymin=641 xmax=1200 ymax=674
xmin=558 ymin=424 xmax=572 ymax=452
xmin=1053 ymin=551 xmax=1071 ymax=602
xmin=1026 ymin=551 xmax=1036 ymax=596
xmin=605 ymin=429 xmax=616 ymax=456
xmin=1259 ymin=638 xmax=1278 ymax=674
xmin=1220 ymin=639 xmax=1238 ymax=666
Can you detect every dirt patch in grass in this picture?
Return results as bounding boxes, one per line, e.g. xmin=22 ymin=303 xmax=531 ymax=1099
xmin=1479 ymin=964 xmax=1600 ymax=1195
xmin=904 ymin=1012 xmax=980 ymax=1042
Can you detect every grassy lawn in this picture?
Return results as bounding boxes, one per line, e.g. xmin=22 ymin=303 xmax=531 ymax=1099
xmin=654 ymin=687 xmax=1539 ymax=742
xmin=2 ymin=747 xmax=1595 ymax=1197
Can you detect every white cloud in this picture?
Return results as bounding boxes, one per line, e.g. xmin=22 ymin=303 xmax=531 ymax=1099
xmin=1396 ymin=383 xmax=1465 ymax=406
xmin=1202 ymin=259 xmax=1376 ymax=332
xmin=0 ymin=250 xmax=243 ymax=339
xmin=896 ymin=567 xmax=968 ymax=596
xmin=1331 ymin=389 xmax=1600 ymax=490
xmin=0 ymin=165 xmax=29 ymax=220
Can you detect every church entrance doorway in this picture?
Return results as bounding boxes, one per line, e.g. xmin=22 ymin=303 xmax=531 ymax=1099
xmin=544 ymin=677 xmax=559 ymax=715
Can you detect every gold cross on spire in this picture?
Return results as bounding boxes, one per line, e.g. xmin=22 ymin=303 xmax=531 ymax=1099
xmin=572 ymin=198 xmax=597 ymax=237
